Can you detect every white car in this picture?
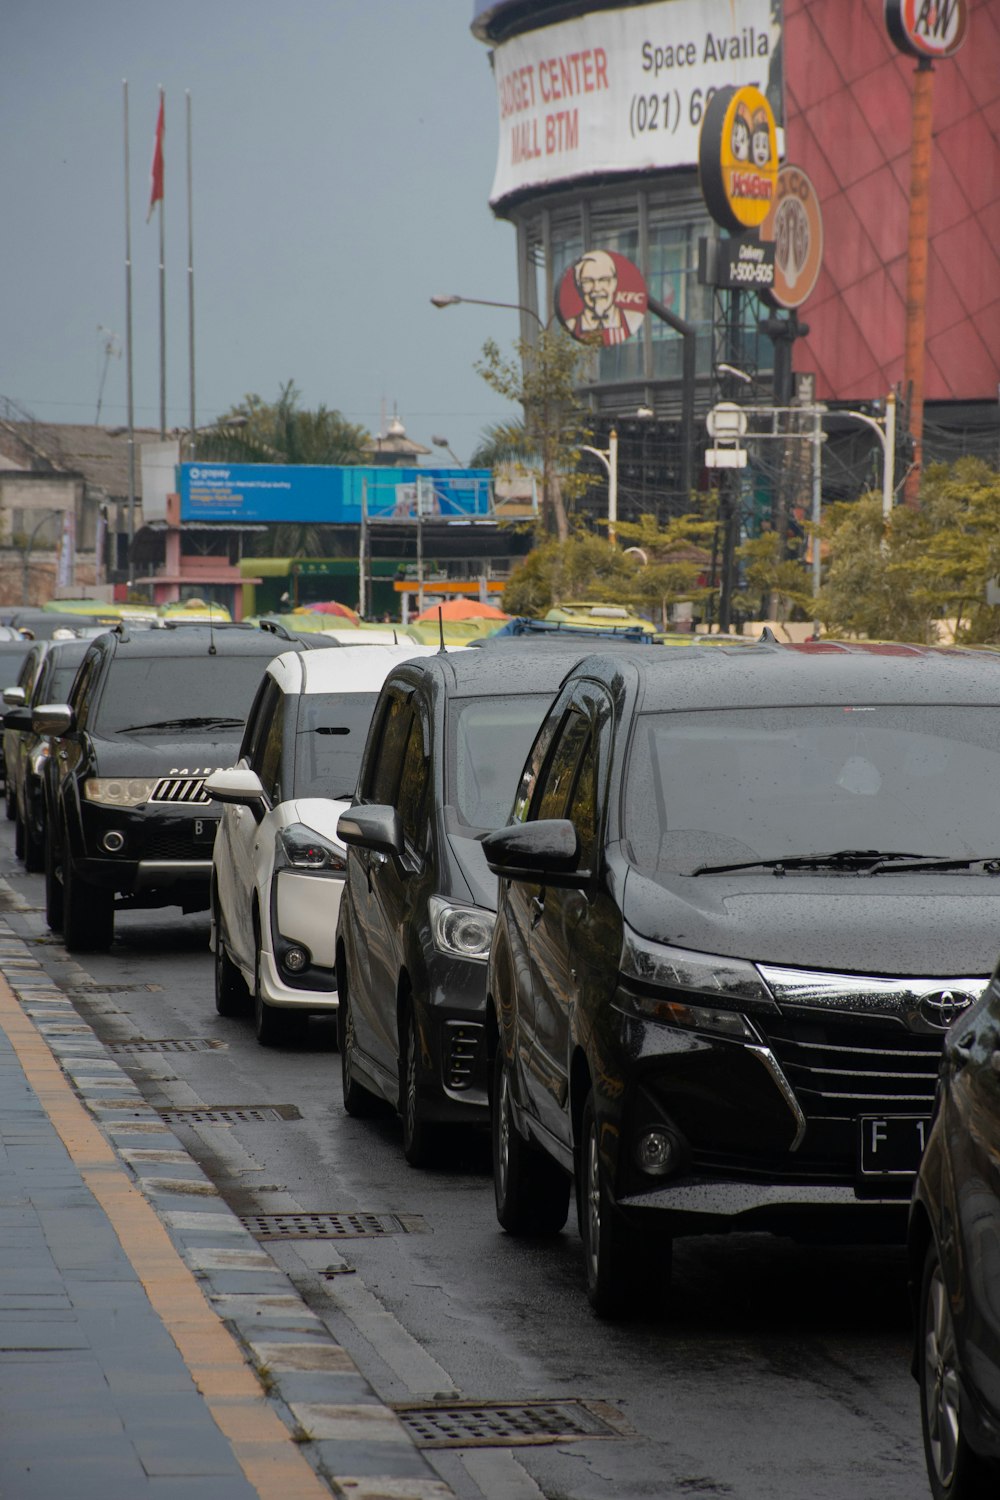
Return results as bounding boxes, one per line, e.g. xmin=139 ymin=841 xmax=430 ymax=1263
xmin=206 ymin=643 xmax=445 ymax=1045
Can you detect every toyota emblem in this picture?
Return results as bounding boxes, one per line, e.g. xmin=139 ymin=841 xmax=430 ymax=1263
xmin=919 ymin=990 xmax=975 ymax=1029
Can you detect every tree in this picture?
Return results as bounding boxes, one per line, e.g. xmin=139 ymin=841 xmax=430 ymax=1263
xmin=737 ymin=530 xmax=815 ymax=631
xmin=501 ymin=534 xmax=640 ymax=617
xmin=612 ymin=512 xmax=718 ymax=628
xmin=475 ymin=329 xmax=595 ymax=542
xmin=198 ymin=381 xmax=369 ymax=467
xmin=468 ymin=419 xmax=535 ymax=471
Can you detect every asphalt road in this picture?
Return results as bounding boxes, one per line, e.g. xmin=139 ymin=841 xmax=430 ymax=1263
xmin=0 ymin=827 xmax=932 ymax=1500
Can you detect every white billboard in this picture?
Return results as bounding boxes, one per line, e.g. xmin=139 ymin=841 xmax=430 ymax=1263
xmin=489 ymin=0 xmax=783 ymax=205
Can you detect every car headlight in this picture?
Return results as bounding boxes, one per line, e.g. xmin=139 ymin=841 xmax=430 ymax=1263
xmin=274 ymin=823 xmax=346 ymax=872
xmin=617 ymin=929 xmax=775 ymax=1038
xmin=83 ymin=777 xmax=157 ymax=807
xmin=428 ymin=896 xmax=495 ymax=961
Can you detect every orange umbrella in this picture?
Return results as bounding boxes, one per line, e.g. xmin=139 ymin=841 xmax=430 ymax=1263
xmin=413 ymin=598 xmax=509 ymax=623
xmin=297 ymin=601 xmax=360 ymax=621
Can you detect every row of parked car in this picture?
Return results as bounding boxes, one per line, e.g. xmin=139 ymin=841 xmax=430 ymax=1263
xmin=2 ymin=618 xmax=999 ymax=1498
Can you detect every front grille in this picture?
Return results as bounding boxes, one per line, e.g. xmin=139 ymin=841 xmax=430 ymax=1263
xmin=141 ymin=826 xmax=216 ymax=860
xmin=150 ymin=776 xmax=213 ymax=805
xmin=444 ymin=1020 xmax=484 ymax=1091
xmin=757 ymin=1014 xmax=943 ymax=1117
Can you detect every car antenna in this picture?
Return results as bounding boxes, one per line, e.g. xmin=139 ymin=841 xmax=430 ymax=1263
xmin=208 ymin=604 xmax=217 ymax=655
xmin=437 ymin=606 xmax=446 ymax=654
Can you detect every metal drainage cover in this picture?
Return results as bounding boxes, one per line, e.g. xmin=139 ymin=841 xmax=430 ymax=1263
xmin=240 ymin=1211 xmax=424 ymax=1240
xmin=108 ymin=1038 xmax=227 ymax=1055
xmin=392 ymin=1399 xmax=631 ymax=1449
xmin=68 ymin=982 xmax=163 ymax=994
xmin=157 ymin=1105 xmax=301 ymax=1124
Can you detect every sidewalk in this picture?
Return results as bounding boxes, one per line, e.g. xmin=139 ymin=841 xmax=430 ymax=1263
xmin=0 ymin=919 xmax=453 ymax=1500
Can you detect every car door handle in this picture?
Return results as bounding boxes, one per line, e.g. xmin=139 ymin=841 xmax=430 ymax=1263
xmin=530 ymin=895 xmax=545 ymax=929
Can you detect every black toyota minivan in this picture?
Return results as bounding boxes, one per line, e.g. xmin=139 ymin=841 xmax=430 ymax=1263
xmin=484 ymin=641 xmax=1000 ymax=1316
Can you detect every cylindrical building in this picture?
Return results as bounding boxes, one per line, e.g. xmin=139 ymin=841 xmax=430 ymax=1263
xmin=471 ymin=0 xmax=1000 ymax=519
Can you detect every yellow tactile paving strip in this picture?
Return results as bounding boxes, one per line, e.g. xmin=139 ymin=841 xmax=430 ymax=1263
xmin=0 ymin=968 xmax=331 ymax=1500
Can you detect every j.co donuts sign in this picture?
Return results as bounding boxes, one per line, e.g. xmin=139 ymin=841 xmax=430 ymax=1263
xmin=698 ymin=84 xmax=778 ymax=235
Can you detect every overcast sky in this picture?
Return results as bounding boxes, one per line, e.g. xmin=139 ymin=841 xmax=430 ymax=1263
xmin=2 ymin=0 xmax=518 ymax=463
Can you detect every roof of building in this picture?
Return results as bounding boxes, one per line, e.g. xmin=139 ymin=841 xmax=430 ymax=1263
xmin=0 ymin=420 xmax=162 ymax=499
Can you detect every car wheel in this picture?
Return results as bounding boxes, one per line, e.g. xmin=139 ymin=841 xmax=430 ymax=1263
xmin=213 ymin=903 xmax=250 ymax=1018
xmin=579 ymin=1093 xmax=671 ymax=1320
xmin=919 ymin=1240 xmax=1000 ymax=1500
xmin=493 ymin=1046 xmax=570 ymax=1236
xmin=338 ymin=974 xmax=385 ymax=1117
xmin=401 ymin=1004 xmax=436 ymax=1168
xmin=23 ymin=814 xmax=44 ymax=874
xmin=44 ymin=834 xmax=64 ymax=932
xmin=63 ymin=860 xmax=114 ymax=953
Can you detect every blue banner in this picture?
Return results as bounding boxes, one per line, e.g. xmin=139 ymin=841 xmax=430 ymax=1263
xmin=178 ymin=463 xmax=492 ymax=523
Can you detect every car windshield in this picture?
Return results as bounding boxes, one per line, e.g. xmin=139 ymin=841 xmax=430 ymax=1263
xmin=447 ymin=694 xmax=553 ymax=830
xmin=95 ymin=656 xmax=270 ymax=735
xmin=623 ymin=705 xmax=1000 ymax=874
xmin=293 ymin=691 xmax=380 ymax=798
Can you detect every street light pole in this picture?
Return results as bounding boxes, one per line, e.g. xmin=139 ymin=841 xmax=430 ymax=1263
xmin=838 ymin=394 xmax=897 ymax=520
xmin=579 ymin=428 xmax=618 ymax=546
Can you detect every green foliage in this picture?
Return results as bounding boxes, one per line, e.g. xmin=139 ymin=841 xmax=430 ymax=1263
xmin=737 ymin=531 xmax=815 ymax=625
xmin=198 ymin=381 xmax=370 ymax=467
xmin=612 ymin=512 xmax=718 ymax=627
xmin=501 ymin=534 xmax=639 ymax=617
xmin=815 ymin=459 xmax=1000 ymax=643
xmin=475 ymin=330 xmax=595 ymax=541
xmin=468 ymin=419 xmax=536 ymax=471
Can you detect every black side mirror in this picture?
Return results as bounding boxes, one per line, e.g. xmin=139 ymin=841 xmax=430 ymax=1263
xmin=337 ymin=803 xmax=404 ymax=858
xmin=483 ymin=818 xmax=584 ymax=886
xmin=2 ymin=707 xmax=32 ymax=733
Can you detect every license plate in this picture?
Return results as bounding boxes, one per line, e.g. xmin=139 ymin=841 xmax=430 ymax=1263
xmin=192 ymin=817 xmax=219 ymax=845
xmin=858 ymin=1115 xmax=930 ymax=1176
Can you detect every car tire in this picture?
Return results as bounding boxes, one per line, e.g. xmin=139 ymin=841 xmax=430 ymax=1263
xmin=63 ymin=860 xmax=114 ymax=953
xmin=23 ymin=814 xmax=44 ymax=874
xmin=44 ymin=833 xmax=64 ymax=932
xmin=338 ymin=974 xmax=385 ymax=1118
xmin=579 ymin=1092 xmax=671 ymax=1320
xmin=253 ymin=941 xmax=296 ymax=1047
xmin=493 ymin=1046 xmax=570 ymax=1236
xmin=918 ymin=1240 xmax=1000 ymax=1500
xmin=213 ymin=904 xmax=250 ymax=1018
xmin=401 ymin=1003 xmax=437 ymax=1168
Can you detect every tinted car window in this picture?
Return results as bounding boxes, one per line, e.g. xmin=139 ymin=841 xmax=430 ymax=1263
xmin=293 ymin=691 xmax=380 ymax=799
xmin=397 ymin=711 xmax=429 ymax=849
xmin=93 ymin=655 xmax=269 ymax=734
xmin=623 ymin=704 xmax=1000 ymax=872
xmin=447 ymin=694 xmax=553 ymax=830
xmin=367 ymin=690 xmax=412 ymax=805
xmin=534 ymin=709 xmax=591 ymax=823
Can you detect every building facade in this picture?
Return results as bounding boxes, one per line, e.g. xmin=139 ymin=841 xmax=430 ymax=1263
xmin=472 ymin=0 xmax=1000 ymax=516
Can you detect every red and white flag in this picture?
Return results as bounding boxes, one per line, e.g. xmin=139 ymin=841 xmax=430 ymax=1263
xmin=147 ymin=94 xmax=164 ymax=221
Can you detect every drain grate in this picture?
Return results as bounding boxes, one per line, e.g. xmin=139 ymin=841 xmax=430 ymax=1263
xmin=157 ymin=1104 xmax=301 ymax=1124
xmin=68 ymin=982 xmax=164 ymax=994
xmin=392 ymin=1399 xmax=629 ymax=1448
xmin=108 ymin=1038 xmax=226 ymax=1055
xmin=240 ymin=1211 xmax=424 ymax=1240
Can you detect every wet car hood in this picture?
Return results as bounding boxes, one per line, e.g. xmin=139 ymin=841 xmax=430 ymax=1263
xmin=622 ymin=865 xmax=1000 ymax=977
xmin=87 ymin=732 xmax=244 ymax=777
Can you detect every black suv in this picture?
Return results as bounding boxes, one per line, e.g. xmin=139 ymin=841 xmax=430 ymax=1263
xmin=335 ymin=646 xmax=612 ymax=1165
xmin=40 ymin=623 xmax=305 ymax=952
xmin=484 ymin=642 xmax=1000 ymax=1316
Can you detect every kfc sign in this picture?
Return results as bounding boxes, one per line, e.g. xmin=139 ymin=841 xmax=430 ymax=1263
xmin=556 ymin=251 xmax=648 ymax=346
xmin=884 ymin=0 xmax=968 ymax=60
xmin=699 ymin=85 xmax=778 ymax=234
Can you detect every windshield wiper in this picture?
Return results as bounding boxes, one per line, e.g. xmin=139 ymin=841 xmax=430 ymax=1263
xmin=692 ymin=849 xmax=933 ymax=876
xmin=866 ymin=854 xmax=1000 ymax=875
xmin=119 ymin=715 xmax=245 ymax=733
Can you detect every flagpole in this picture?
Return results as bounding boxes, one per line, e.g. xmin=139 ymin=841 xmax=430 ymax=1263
xmin=123 ymin=80 xmax=136 ymax=588
xmin=186 ymin=90 xmax=196 ymax=458
xmin=157 ymin=85 xmax=166 ymax=439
